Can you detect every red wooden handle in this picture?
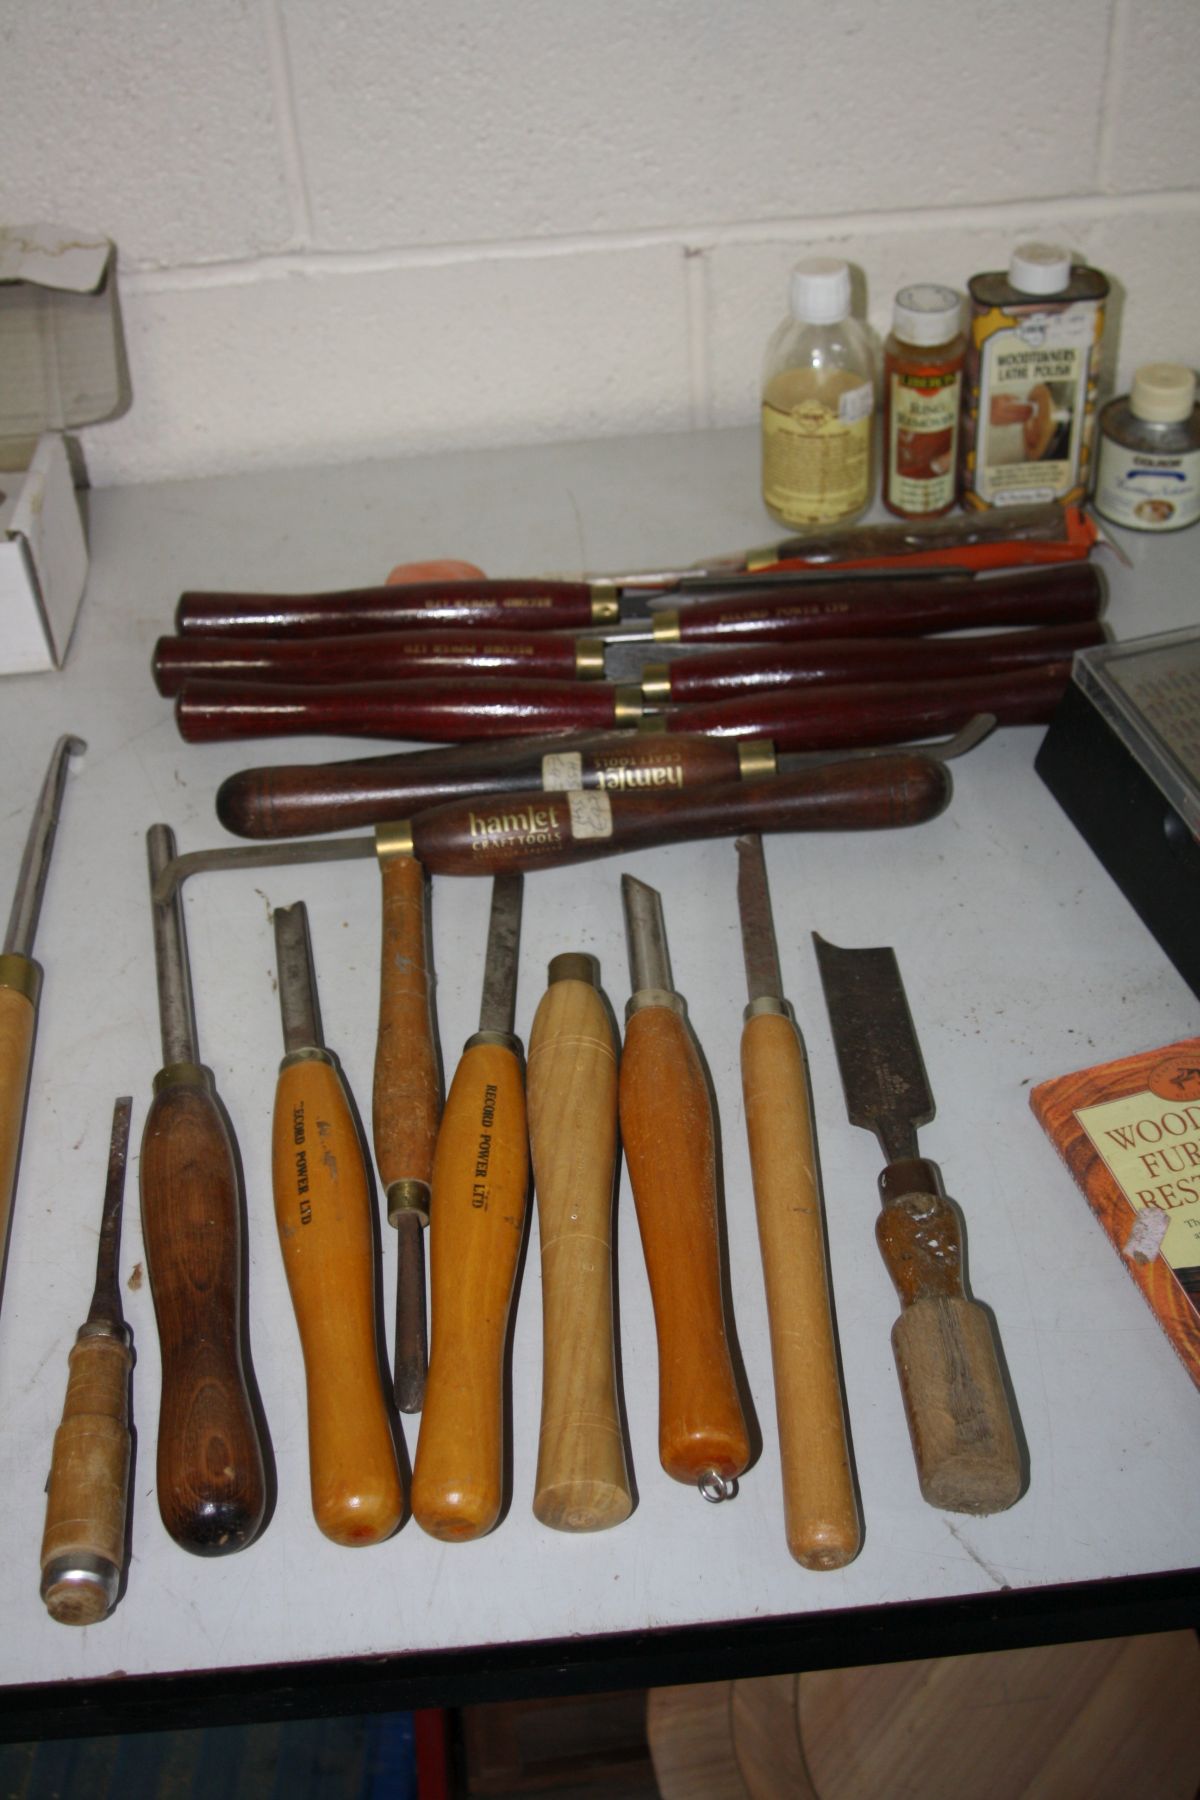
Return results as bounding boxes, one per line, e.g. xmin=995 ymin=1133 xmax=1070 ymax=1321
xmin=153 ymin=628 xmax=581 ymax=695
xmin=176 ymin=580 xmax=592 ymax=636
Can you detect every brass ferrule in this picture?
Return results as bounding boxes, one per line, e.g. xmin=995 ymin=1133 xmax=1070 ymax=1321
xmin=625 ymin=986 xmax=686 ymax=1022
xmin=153 ymin=1062 xmax=213 ymax=1096
xmin=640 ymin=663 xmax=672 ymax=704
xmin=280 ymin=1046 xmax=333 ymax=1073
xmin=0 ymin=953 xmax=41 ymax=1008
xmin=588 ymin=583 xmax=621 ymax=625
xmin=737 ymin=739 xmax=778 ymax=782
xmin=613 ymin=686 xmax=644 ymax=725
xmin=547 ymin=952 xmax=597 ymax=987
xmin=742 ymin=995 xmax=795 ymax=1025
xmin=386 ymin=1177 xmax=430 ymax=1229
xmin=574 ymin=638 xmax=606 ymax=679
xmin=375 ymin=821 xmax=415 ymax=860
xmin=650 ymin=609 xmax=681 ymax=644
xmin=745 ymin=546 xmax=782 ymax=571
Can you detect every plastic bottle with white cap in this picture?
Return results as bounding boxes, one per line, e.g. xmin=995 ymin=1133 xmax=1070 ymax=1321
xmin=1094 ymin=363 xmax=1200 ymax=533
xmin=960 ymin=241 xmax=1108 ymax=511
xmin=761 ymin=258 xmax=875 ymax=529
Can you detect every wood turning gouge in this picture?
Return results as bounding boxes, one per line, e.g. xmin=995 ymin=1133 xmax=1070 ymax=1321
xmin=411 ymin=873 xmax=529 ymax=1541
xmin=1 ymin=734 xmax=85 ymax=1308
xmin=735 ymin=835 xmax=860 ymax=1569
xmin=40 ymin=1095 xmax=135 ymax=1625
xmin=619 ymin=874 xmax=750 ymax=1501
xmin=140 ymin=823 xmax=267 ymax=1555
xmin=813 ymin=934 xmax=1023 ymax=1515
xmin=271 ymin=902 xmax=405 ymax=1544
xmin=526 ymin=953 xmax=631 ymax=1532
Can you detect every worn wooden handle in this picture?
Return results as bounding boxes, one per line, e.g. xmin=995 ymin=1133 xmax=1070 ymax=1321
xmin=154 ymin=627 xmax=581 ymax=694
xmin=876 ymin=1159 xmax=1022 ymax=1514
xmin=139 ymin=1069 xmax=267 ymax=1554
xmin=411 ymin=1039 xmax=528 ymax=1540
xmin=0 ymin=972 xmax=37 ymax=1271
xmin=272 ymin=1054 xmax=404 ymax=1545
xmin=176 ymin=579 xmax=593 ymax=637
xmin=619 ymin=1003 xmax=749 ymax=1489
xmin=40 ymin=1329 xmax=133 ymax=1624
xmin=526 ymin=968 xmax=631 ymax=1532
xmin=741 ymin=1010 xmax=860 ymax=1568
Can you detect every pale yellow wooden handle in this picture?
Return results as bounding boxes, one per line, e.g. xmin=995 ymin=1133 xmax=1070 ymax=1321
xmin=741 ymin=1009 xmax=860 ymax=1568
xmin=40 ymin=1330 xmax=133 ymax=1624
xmin=411 ymin=1040 xmax=528 ymax=1541
xmin=273 ymin=1054 xmax=404 ymax=1546
xmin=0 ymin=976 xmax=37 ymax=1270
xmin=526 ymin=973 xmax=631 ymax=1532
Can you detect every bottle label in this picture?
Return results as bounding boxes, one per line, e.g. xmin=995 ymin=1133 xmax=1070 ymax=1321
xmin=761 ymin=388 xmax=872 ymax=525
xmin=1094 ymin=438 xmax=1200 ymax=531
xmin=887 ymin=367 xmax=961 ymax=514
xmin=961 ymin=297 xmax=1104 ymax=507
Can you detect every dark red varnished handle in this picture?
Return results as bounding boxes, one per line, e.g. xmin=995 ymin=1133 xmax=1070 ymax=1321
xmin=153 ymin=628 xmax=583 ymax=695
xmin=176 ymin=580 xmax=593 ymax=637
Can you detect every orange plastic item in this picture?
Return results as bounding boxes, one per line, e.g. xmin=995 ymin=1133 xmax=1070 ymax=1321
xmin=764 ymin=505 xmax=1098 ymax=574
xmin=386 ymin=559 xmax=487 ymax=585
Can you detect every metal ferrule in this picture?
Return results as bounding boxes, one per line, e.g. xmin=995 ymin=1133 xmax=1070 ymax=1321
xmin=737 ymin=740 xmax=777 ymax=782
xmin=40 ymin=1552 xmax=119 ymax=1615
xmin=375 ymin=821 xmax=415 ymax=861
xmin=625 ymin=986 xmax=686 ymax=1022
xmin=547 ymin=952 xmax=596 ymax=987
xmin=75 ymin=1318 xmax=131 ymax=1348
xmin=0 ymin=952 xmax=41 ymax=1007
xmin=280 ymin=1045 xmax=332 ymax=1073
xmin=464 ymin=1028 xmax=523 ymax=1060
xmin=574 ymin=638 xmax=606 ymax=679
xmin=613 ymin=686 xmax=643 ymax=725
xmin=152 ymin=1062 xmax=212 ymax=1096
xmin=650 ymin=610 xmax=681 ymax=644
xmin=742 ymin=994 xmax=795 ymax=1025
xmin=744 ymin=547 xmax=780 ymax=571
xmin=588 ymin=584 xmax=621 ymax=625
xmin=640 ymin=663 xmax=672 ymax=703
xmin=386 ymin=1177 xmax=430 ymax=1229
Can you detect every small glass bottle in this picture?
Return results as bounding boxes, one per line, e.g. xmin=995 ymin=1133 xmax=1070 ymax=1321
xmin=882 ymin=285 xmax=965 ymax=519
xmin=1093 ymin=363 xmax=1200 ymax=533
xmin=761 ymin=258 xmax=874 ymax=530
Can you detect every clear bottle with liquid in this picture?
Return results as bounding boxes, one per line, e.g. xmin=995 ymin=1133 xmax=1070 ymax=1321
xmin=761 ymin=258 xmax=875 ymax=530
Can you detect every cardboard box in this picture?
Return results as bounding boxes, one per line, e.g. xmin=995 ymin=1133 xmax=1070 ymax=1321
xmin=0 ymin=224 xmax=123 ymax=672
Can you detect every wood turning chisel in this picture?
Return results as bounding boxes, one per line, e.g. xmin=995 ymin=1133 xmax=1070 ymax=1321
xmin=735 ymin=837 xmax=860 ymax=1569
xmin=141 ymin=823 xmax=267 ymax=1554
xmin=813 ymin=934 xmax=1023 ymax=1515
xmin=526 ymin=953 xmax=631 ymax=1532
xmin=1 ymin=734 xmax=85 ymax=1305
xmin=39 ymin=1096 xmax=135 ymax=1625
xmin=619 ymin=874 xmax=750 ymax=1501
xmin=411 ymin=873 xmax=529 ymax=1541
xmin=270 ymin=902 xmax=405 ymax=1544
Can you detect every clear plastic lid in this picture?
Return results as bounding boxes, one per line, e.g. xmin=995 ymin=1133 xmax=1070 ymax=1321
xmin=1008 ymin=243 xmax=1072 ymax=296
xmin=1130 ymin=363 xmax=1197 ymax=424
xmin=1071 ymin=628 xmax=1200 ymax=837
xmin=789 ymin=258 xmax=851 ymax=324
xmin=892 ymin=284 xmax=962 ymax=347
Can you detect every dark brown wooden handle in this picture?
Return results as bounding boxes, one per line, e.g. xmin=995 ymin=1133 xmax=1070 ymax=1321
xmin=176 ymin=676 xmax=624 ymax=743
xmin=667 ymin=662 xmax=1071 ymax=750
xmin=876 ymin=1157 xmax=1022 ymax=1515
xmin=663 ymin=623 xmax=1104 ymax=702
xmin=176 ymin=580 xmax=592 ymax=637
xmin=215 ymin=733 xmax=747 ymax=839
xmin=674 ymin=565 xmax=1102 ymax=644
xmin=408 ymin=753 xmax=950 ymax=875
xmin=139 ymin=1068 xmax=267 ymax=1555
xmin=153 ymin=628 xmax=581 ymax=695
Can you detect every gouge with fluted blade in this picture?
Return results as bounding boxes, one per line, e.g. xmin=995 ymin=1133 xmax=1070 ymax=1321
xmin=40 ymin=1096 xmax=135 ymax=1625
xmin=736 ymin=837 xmax=860 ymax=1568
xmin=813 ymin=934 xmax=1023 ymax=1515
xmin=620 ymin=874 xmax=749 ymax=1500
xmin=411 ymin=874 xmax=529 ymax=1541
xmin=271 ymin=902 xmax=405 ymax=1545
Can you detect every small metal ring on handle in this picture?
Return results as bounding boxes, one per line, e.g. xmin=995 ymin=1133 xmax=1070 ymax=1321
xmin=698 ymin=1469 xmax=738 ymax=1504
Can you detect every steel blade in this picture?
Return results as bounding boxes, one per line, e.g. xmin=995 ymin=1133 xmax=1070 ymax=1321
xmin=621 ymin=874 xmax=672 ymax=995
xmin=812 ymin=934 xmax=934 ymax=1163
xmin=87 ymin=1095 xmax=132 ymax=1330
xmin=478 ymin=873 xmax=524 ymax=1036
xmin=735 ymin=834 xmax=784 ymax=1006
xmin=273 ymin=902 xmax=324 ymax=1055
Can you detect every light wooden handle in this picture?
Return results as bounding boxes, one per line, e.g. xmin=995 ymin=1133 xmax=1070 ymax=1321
xmin=877 ymin=1160 xmax=1022 ymax=1514
xmin=619 ymin=1003 xmax=749 ymax=1489
xmin=0 ymin=973 xmax=37 ymax=1271
xmin=273 ymin=1054 xmax=404 ymax=1545
xmin=741 ymin=1009 xmax=860 ymax=1568
xmin=526 ymin=971 xmax=631 ymax=1532
xmin=411 ymin=1039 xmax=528 ymax=1541
xmin=40 ymin=1329 xmax=133 ymax=1624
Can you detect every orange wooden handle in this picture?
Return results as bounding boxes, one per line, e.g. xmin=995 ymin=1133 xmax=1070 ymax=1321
xmin=40 ymin=1329 xmax=133 ymax=1624
xmin=526 ymin=971 xmax=631 ymax=1532
xmin=272 ymin=1053 xmax=404 ymax=1545
xmin=411 ymin=1039 xmax=528 ymax=1541
xmin=741 ymin=1009 xmax=860 ymax=1567
xmin=619 ymin=1003 xmax=749 ymax=1488
xmin=0 ymin=974 xmax=37 ymax=1273
xmin=373 ymin=853 xmax=441 ymax=1209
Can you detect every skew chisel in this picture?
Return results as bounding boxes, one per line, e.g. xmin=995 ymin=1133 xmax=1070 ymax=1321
xmin=271 ymin=903 xmax=405 ymax=1544
xmin=619 ymin=875 xmax=750 ymax=1500
xmin=411 ymin=874 xmax=529 ymax=1541
xmin=141 ymin=824 xmax=267 ymax=1554
xmin=735 ymin=837 xmax=859 ymax=1569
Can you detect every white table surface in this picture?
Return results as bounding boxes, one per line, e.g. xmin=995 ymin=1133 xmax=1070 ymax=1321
xmin=0 ymin=426 xmax=1197 ymax=1706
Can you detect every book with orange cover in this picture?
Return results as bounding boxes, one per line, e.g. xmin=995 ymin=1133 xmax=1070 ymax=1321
xmin=1031 ymin=1038 xmax=1200 ymax=1391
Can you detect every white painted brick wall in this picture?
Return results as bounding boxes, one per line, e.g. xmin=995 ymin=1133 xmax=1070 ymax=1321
xmin=1 ymin=0 xmax=1197 ymax=487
